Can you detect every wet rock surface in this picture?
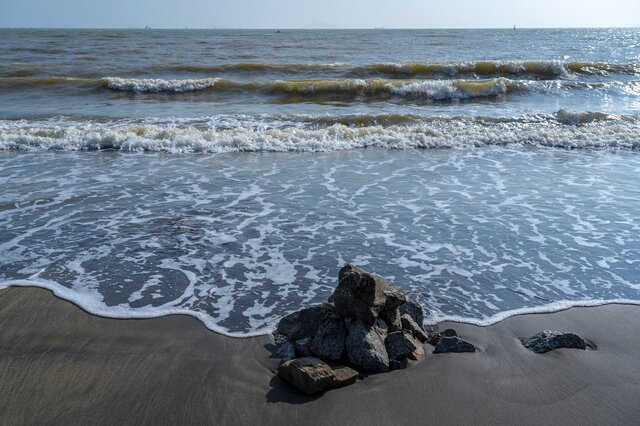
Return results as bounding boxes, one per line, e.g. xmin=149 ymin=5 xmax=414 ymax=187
xmin=522 ymin=330 xmax=594 ymax=354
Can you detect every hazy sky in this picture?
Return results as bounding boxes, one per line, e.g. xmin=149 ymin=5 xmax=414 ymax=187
xmin=1 ymin=0 xmax=639 ymax=29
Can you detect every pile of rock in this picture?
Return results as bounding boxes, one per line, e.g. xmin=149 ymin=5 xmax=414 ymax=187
xmin=274 ymin=264 xmax=475 ymax=394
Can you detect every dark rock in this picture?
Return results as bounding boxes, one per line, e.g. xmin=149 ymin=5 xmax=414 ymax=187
xmin=383 ymin=308 xmax=402 ymax=332
xmin=400 ymin=314 xmax=429 ymax=343
xmin=399 ymin=300 xmax=425 ymax=327
xmin=375 ymin=318 xmax=389 ymax=333
xmin=330 ymin=364 xmax=360 ymax=388
xmin=427 ymin=328 xmax=458 ymax=346
xmin=278 ymin=357 xmax=336 ymax=395
xmin=277 ymin=304 xmax=336 ymax=341
xmin=433 ymin=336 xmax=476 ymax=354
xmin=408 ymin=344 xmax=425 ymax=361
xmin=295 ymin=338 xmax=312 ymax=357
xmin=275 ymin=339 xmax=296 ymax=361
xmin=345 ymin=318 xmax=389 ymax=372
xmin=389 ymin=358 xmax=408 ymax=370
xmin=385 ymin=331 xmax=419 ymax=361
xmin=332 ymin=265 xmax=406 ymax=324
xmin=311 ymin=313 xmax=346 ymax=361
xmin=522 ymin=330 xmax=593 ymax=354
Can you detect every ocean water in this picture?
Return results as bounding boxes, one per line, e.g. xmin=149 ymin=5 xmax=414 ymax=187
xmin=1 ymin=28 xmax=639 ymax=336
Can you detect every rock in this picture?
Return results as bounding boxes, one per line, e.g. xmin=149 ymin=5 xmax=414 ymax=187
xmin=385 ymin=331 xmax=419 ymax=361
xmin=427 ymin=328 xmax=458 ymax=346
xmin=433 ymin=336 xmax=476 ymax=354
xmin=399 ymin=300 xmax=425 ymax=327
xmin=408 ymin=344 xmax=425 ymax=361
xmin=332 ymin=265 xmax=406 ymax=324
xmin=522 ymin=330 xmax=593 ymax=354
xmin=383 ymin=308 xmax=402 ymax=332
xmin=277 ymin=304 xmax=336 ymax=341
xmin=330 ymin=364 xmax=360 ymax=388
xmin=400 ymin=314 xmax=429 ymax=343
xmin=273 ymin=333 xmax=296 ymax=361
xmin=389 ymin=358 xmax=408 ymax=370
xmin=278 ymin=357 xmax=336 ymax=395
xmin=295 ymin=338 xmax=312 ymax=357
xmin=311 ymin=313 xmax=346 ymax=361
xmin=345 ymin=318 xmax=389 ymax=372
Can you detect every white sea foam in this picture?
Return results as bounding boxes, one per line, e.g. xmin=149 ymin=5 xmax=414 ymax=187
xmin=2 ymin=278 xmax=640 ymax=336
xmin=1 ymin=113 xmax=639 ymax=153
xmin=106 ymin=77 xmax=220 ymax=92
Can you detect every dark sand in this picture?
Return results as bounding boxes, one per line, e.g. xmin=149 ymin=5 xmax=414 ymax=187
xmin=1 ymin=287 xmax=639 ymax=425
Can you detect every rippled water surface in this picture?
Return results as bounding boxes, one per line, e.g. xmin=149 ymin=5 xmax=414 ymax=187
xmin=1 ymin=29 xmax=639 ymax=335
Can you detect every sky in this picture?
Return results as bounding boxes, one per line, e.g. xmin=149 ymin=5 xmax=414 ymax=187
xmin=1 ymin=0 xmax=639 ymax=29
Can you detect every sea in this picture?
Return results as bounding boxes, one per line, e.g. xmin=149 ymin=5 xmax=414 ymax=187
xmin=0 ymin=28 xmax=639 ymax=336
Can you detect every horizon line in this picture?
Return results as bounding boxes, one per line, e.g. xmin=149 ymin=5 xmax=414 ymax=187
xmin=1 ymin=25 xmax=638 ymax=30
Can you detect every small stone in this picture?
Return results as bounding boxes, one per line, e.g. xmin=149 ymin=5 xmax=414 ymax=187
xmin=433 ymin=336 xmax=476 ymax=354
xmin=401 ymin=314 xmax=429 ymax=343
xmin=311 ymin=313 xmax=346 ymax=361
xmin=385 ymin=331 xmax=419 ymax=361
xmin=330 ymin=364 xmax=359 ymax=388
xmin=277 ymin=304 xmax=336 ymax=342
xmin=295 ymin=338 xmax=312 ymax=357
xmin=345 ymin=318 xmax=389 ymax=372
xmin=408 ymin=344 xmax=425 ymax=361
xmin=278 ymin=357 xmax=336 ymax=395
xmin=522 ymin=330 xmax=593 ymax=354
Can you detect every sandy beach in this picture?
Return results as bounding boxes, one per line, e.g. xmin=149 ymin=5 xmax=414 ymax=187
xmin=0 ymin=286 xmax=638 ymax=425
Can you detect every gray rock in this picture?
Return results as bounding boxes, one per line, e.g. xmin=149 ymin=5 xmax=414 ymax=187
xmin=277 ymin=303 xmax=336 ymax=341
xmin=383 ymin=308 xmax=402 ymax=333
xmin=385 ymin=331 xmax=419 ymax=361
xmin=345 ymin=318 xmax=390 ymax=372
xmin=330 ymin=364 xmax=360 ymax=388
xmin=400 ymin=314 xmax=429 ymax=343
xmin=295 ymin=338 xmax=312 ymax=357
xmin=278 ymin=357 xmax=336 ymax=395
xmin=311 ymin=313 xmax=346 ymax=361
xmin=332 ymin=265 xmax=406 ymax=324
xmin=399 ymin=300 xmax=425 ymax=327
xmin=433 ymin=336 xmax=476 ymax=354
xmin=522 ymin=330 xmax=593 ymax=354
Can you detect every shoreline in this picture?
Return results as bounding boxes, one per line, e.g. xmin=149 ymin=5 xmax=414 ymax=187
xmin=1 ymin=286 xmax=639 ymax=424
xmin=4 ymin=281 xmax=640 ymax=337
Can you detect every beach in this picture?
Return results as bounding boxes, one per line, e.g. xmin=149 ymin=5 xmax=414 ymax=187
xmin=2 ymin=286 xmax=639 ymax=425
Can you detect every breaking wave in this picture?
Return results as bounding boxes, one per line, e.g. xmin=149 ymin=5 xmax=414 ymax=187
xmin=1 ymin=112 xmax=638 ymax=153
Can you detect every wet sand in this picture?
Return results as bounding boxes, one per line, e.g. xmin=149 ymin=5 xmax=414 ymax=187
xmin=1 ymin=286 xmax=639 ymax=425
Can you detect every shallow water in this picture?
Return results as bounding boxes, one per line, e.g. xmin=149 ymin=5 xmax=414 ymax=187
xmin=1 ymin=29 xmax=639 ymax=335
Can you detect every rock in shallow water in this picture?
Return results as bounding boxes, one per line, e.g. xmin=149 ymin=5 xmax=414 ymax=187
xmin=522 ymin=330 xmax=594 ymax=354
xmin=345 ymin=318 xmax=390 ymax=372
xmin=433 ymin=336 xmax=476 ymax=354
